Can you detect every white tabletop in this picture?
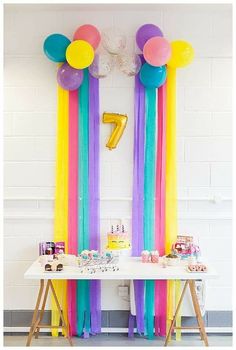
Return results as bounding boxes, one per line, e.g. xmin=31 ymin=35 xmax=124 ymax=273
xmin=24 ymin=257 xmax=217 ymax=281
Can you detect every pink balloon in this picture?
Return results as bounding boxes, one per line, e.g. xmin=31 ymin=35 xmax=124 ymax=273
xmin=73 ymin=24 xmax=101 ymax=50
xmin=143 ymin=37 xmax=171 ymax=67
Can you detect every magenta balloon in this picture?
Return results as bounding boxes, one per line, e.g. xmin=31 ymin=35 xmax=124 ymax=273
xmin=57 ymin=62 xmax=83 ymax=90
xmin=136 ymin=24 xmax=163 ymax=51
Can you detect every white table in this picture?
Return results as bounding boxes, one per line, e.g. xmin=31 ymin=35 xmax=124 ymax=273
xmin=24 ymin=257 xmax=217 ymax=347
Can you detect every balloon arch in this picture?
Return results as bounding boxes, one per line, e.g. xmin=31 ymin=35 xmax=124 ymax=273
xmin=44 ymin=24 xmax=194 ymax=90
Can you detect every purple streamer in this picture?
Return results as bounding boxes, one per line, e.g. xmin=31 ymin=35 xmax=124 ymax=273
xmin=130 ymin=73 xmax=145 ymax=336
xmin=128 ymin=314 xmax=135 ymax=338
xmin=134 ymin=280 xmax=145 ymax=334
xmin=132 ymin=75 xmax=145 ymax=255
xmin=89 ymin=74 xmax=101 ymax=334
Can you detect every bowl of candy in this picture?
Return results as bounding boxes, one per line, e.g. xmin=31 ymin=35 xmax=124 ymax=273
xmin=165 ymin=253 xmax=181 ymax=266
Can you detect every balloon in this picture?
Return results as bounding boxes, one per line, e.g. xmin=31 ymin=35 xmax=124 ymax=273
xmin=117 ymin=53 xmax=142 ymax=76
xmin=88 ymin=53 xmax=114 ymax=78
xmin=167 ymin=40 xmax=194 ymax=68
xmin=136 ymin=24 xmax=163 ymax=51
xmin=57 ymin=62 xmax=84 ymax=91
xmin=143 ymin=37 xmax=171 ymax=67
xmin=102 ymin=28 xmax=126 ymax=55
xmin=103 ymin=112 xmax=128 ymax=150
xmin=43 ymin=34 xmax=71 ymax=62
xmin=73 ymin=24 xmax=101 ymax=50
xmin=139 ymin=63 xmax=167 ymax=88
xmin=66 ymin=40 xmax=94 ymax=69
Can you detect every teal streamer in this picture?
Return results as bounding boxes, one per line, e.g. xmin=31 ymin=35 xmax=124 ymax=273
xmin=144 ymin=88 xmax=156 ymax=251
xmin=145 ymin=280 xmax=155 ymax=339
xmin=77 ymin=69 xmax=90 ymax=336
xmin=144 ymin=88 xmax=157 ymax=339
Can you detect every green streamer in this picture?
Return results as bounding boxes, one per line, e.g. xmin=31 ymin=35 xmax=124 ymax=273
xmin=144 ymin=88 xmax=157 ymax=339
xmin=77 ymin=69 xmax=90 ymax=336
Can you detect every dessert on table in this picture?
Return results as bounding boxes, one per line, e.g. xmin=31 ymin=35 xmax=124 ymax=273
xmin=106 ymin=224 xmax=131 ymax=250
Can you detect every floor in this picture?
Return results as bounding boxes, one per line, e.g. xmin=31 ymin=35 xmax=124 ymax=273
xmin=4 ymin=333 xmax=232 ymax=347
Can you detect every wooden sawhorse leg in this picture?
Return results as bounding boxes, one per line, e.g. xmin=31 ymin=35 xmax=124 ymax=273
xmin=164 ymin=280 xmax=209 ymax=347
xmin=34 ymin=280 xmax=50 ymax=339
xmin=26 ymin=279 xmax=44 ymax=346
xmin=189 ymin=280 xmax=209 ymax=346
xmin=26 ymin=279 xmax=73 ymax=347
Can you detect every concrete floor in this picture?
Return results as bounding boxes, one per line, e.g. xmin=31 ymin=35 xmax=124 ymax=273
xmin=4 ymin=333 xmax=232 ymax=347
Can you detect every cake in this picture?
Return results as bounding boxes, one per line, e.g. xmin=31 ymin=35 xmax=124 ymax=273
xmin=106 ymin=225 xmax=131 ymax=250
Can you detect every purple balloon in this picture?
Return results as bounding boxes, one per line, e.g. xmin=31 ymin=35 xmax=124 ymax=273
xmin=136 ymin=24 xmax=163 ymax=51
xmin=57 ymin=62 xmax=83 ymax=90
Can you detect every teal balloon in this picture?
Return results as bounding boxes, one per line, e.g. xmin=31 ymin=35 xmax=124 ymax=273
xmin=139 ymin=63 xmax=167 ymax=88
xmin=43 ymin=34 xmax=71 ymax=62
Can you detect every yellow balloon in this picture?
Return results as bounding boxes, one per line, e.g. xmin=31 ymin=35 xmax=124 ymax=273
xmin=66 ymin=40 xmax=94 ymax=69
xmin=103 ymin=112 xmax=128 ymax=150
xmin=167 ymin=40 xmax=194 ymax=68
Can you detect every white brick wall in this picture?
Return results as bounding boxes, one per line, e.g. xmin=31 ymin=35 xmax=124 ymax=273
xmin=4 ymin=4 xmax=232 ymax=311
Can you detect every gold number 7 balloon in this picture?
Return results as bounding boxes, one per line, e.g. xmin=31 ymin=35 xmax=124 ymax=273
xmin=102 ymin=112 xmax=128 ymax=150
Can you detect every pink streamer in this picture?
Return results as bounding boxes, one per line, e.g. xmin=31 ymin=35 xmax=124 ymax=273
xmin=68 ymin=90 xmax=78 ymax=336
xmin=155 ymin=83 xmax=167 ymax=336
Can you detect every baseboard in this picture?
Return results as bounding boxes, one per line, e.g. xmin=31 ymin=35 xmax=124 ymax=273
xmin=4 ymin=326 xmax=233 ymax=334
xmin=4 ymin=310 xmax=232 ymax=331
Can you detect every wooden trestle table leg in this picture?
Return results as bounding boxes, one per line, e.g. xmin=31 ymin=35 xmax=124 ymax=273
xmin=26 ymin=279 xmax=44 ymax=346
xmin=26 ymin=279 xmax=73 ymax=347
xmin=164 ymin=279 xmax=209 ymax=347
xmin=49 ymin=280 xmax=73 ymax=346
xmin=35 ymin=280 xmax=50 ymax=339
xmin=189 ymin=280 xmax=209 ymax=346
xmin=164 ymin=280 xmax=189 ymax=346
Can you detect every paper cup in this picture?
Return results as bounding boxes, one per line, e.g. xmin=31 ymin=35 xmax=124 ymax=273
xmin=151 ymin=255 xmax=159 ymax=263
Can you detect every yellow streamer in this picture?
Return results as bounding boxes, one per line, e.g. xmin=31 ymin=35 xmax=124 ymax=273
xmin=51 ymin=84 xmax=69 ymax=336
xmin=165 ymin=67 xmax=181 ymax=340
xmin=175 ymin=280 xmax=182 ymax=340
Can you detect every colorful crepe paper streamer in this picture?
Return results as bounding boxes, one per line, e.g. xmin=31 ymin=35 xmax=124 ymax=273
xmin=130 ymin=74 xmax=146 ymax=336
xmin=132 ymin=75 xmax=145 ymax=257
xmin=165 ymin=66 xmax=181 ymax=340
xmin=144 ymin=88 xmax=156 ymax=339
xmin=67 ymin=90 xmax=78 ymax=336
xmin=52 ymin=84 xmax=69 ymax=337
xmin=66 ymin=71 xmax=101 ymax=337
xmin=89 ymin=73 xmax=101 ymax=334
xmin=155 ymin=83 xmax=167 ymax=337
xmin=77 ymin=68 xmax=90 ymax=336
